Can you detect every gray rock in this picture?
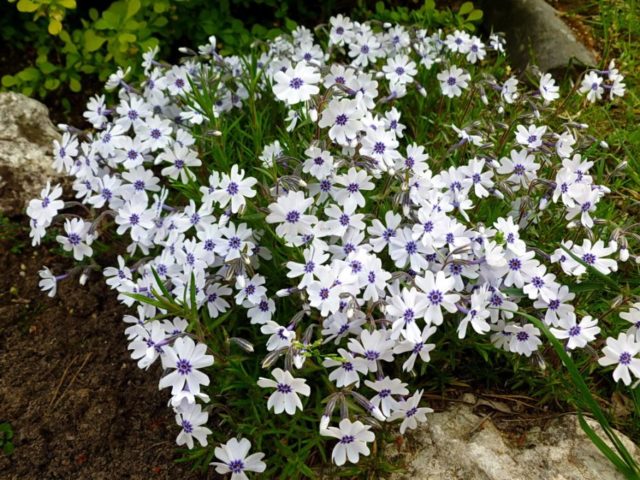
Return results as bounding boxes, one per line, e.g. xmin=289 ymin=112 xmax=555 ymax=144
xmin=482 ymin=0 xmax=597 ymax=72
xmin=0 ymin=92 xmax=60 ymax=216
xmin=388 ymin=397 xmax=639 ymax=480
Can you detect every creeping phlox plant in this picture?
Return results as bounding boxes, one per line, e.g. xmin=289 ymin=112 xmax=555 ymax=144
xmin=27 ymin=14 xmax=636 ymax=477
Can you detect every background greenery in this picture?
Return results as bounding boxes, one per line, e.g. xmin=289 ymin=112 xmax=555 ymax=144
xmin=0 ymin=0 xmax=482 ymax=117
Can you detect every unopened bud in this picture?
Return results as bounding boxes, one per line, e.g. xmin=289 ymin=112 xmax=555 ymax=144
xmin=612 ymin=161 xmax=627 ymax=176
xmin=610 ymin=295 xmax=625 ymax=310
xmin=370 ymin=405 xmax=386 ymax=422
xmin=320 ymin=415 xmax=331 ymax=434
xmin=293 ymin=352 xmax=305 ymax=369
xmin=539 ymin=197 xmax=549 ymax=210
xmin=620 ymin=247 xmax=629 ymax=262
xmin=230 ymin=337 xmax=254 ymax=353
xmin=261 ymin=348 xmax=286 ymax=368
xmin=323 ymin=394 xmax=339 ymax=420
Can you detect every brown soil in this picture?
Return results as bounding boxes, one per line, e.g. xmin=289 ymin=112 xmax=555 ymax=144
xmin=0 ymin=218 xmax=209 ymax=480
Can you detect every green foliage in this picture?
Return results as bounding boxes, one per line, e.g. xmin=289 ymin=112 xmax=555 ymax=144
xmin=9 ymin=0 xmax=76 ymax=35
xmin=0 ymin=0 xmax=332 ymax=100
xmin=1 ymin=0 xmax=484 ymax=103
xmin=2 ymin=0 xmax=174 ymax=97
xmin=0 ymin=422 xmax=15 ymax=456
xmin=365 ymin=0 xmax=483 ymax=31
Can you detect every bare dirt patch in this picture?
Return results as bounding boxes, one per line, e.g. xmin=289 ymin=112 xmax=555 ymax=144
xmin=0 ymin=218 xmax=209 ymax=479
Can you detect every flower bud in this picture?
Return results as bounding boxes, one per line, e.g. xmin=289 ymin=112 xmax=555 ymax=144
xmin=230 ymin=337 xmax=254 ymax=353
xmin=611 ymin=295 xmax=625 ymax=310
xmin=319 ymin=415 xmax=331 ymax=434
xmin=276 ymin=288 xmax=291 ymax=297
xmin=620 ymin=247 xmax=629 ymax=262
xmin=261 ymin=348 xmax=286 ymax=369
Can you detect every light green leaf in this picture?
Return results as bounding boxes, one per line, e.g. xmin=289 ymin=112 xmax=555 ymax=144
xmin=84 ymin=29 xmax=106 ymax=52
xmin=48 ymin=19 xmax=63 ymax=35
xmin=118 ymin=32 xmax=136 ymax=44
xmin=17 ymin=67 xmax=41 ymax=81
xmin=467 ymin=9 xmax=483 ymax=21
xmin=1 ymin=75 xmax=16 ymax=88
xmin=58 ymin=29 xmax=72 ymax=44
xmin=152 ymin=16 xmax=168 ymax=27
xmin=16 ymin=0 xmax=39 ymax=13
xmin=58 ymin=0 xmax=77 ymax=9
xmin=37 ymin=61 xmax=57 ymax=75
xmin=44 ymin=78 xmax=61 ymax=90
xmin=126 ymin=0 xmax=140 ymax=19
xmin=458 ymin=1 xmax=474 ymax=15
xmin=69 ymin=77 xmax=81 ymax=92
xmin=153 ymin=1 xmax=167 ymax=13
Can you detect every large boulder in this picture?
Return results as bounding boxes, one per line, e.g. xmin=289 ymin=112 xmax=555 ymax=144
xmin=0 ymin=92 xmax=60 ymax=216
xmin=482 ymin=0 xmax=598 ymax=73
xmin=389 ymin=397 xmax=639 ymax=480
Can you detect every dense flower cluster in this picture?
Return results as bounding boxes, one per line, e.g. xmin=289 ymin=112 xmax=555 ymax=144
xmin=28 ymin=15 xmax=635 ymax=475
